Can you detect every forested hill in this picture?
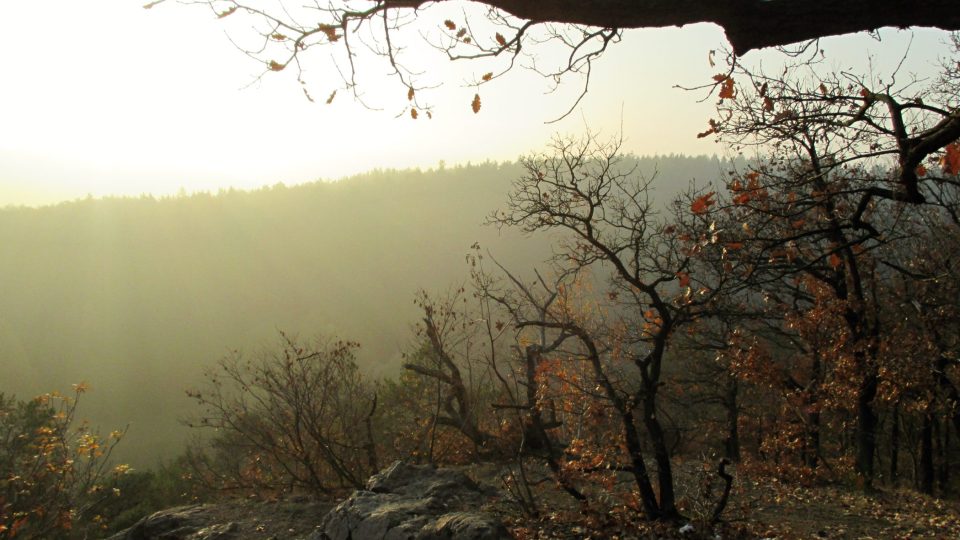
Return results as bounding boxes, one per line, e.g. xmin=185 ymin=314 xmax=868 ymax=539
xmin=0 ymin=155 xmax=726 ymax=466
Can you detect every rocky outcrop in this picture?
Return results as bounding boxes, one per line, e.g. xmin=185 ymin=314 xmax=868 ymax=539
xmin=106 ymin=499 xmax=334 ymax=540
xmin=107 ymin=462 xmax=510 ymax=540
xmin=107 ymin=505 xmax=240 ymax=540
xmin=315 ymin=461 xmax=511 ymax=540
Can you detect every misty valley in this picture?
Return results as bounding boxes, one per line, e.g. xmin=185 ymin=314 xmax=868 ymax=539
xmin=5 ymin=138 xmax=960 ymax=538
xmin=3 ymin=6 xmax=960 ymax=535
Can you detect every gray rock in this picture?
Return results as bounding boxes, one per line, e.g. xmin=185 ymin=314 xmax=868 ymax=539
xmin=108 ymin=505 xmax=238 ymax=540
xmin=108 ymin=462 xmax=509 ymax=540
xmin=318 ymin=461 xmax=510 ymax=540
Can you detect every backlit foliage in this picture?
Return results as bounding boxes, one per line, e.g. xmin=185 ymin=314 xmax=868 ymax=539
xmin=0 ymin=387 xmax=126 ymax=539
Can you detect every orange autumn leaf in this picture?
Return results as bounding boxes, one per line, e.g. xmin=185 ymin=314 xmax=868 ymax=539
xmin=267 ymin=60 xmax=285 ymax=71
xmin=691 ymin=192 xmax=716 ymax=214
xmin=828 ymin=253 xmax=843 ymax=269
xmin=410 ymin=108 xmax=418 ymax=119
xmin=407 ymin=87 xmax=415 ymax=101
xmin=481 ymin=72 xmax=493 ymax=81
xmin=676 ymin=272 xmax=691 ymax=288
xmin=718 ymin=76 xmax=736 ymax=99
xmin=697 ymin=119 xmax=719 ymax=139
xmin=732 ymin=192 xmax=751 ymax=205
xmin=10 ymin=517 xmax=28 ymax=537
xmin=318 ymin=24 xmax=339 ymax=42
xmin=916 ymin=164 xmax=927 ymax=177
xmin=444 ymin=20 xmax=456 ymax=30
xmin=495 ymin=33 xmax=507 ymax=46
xmin=941 ymin=141 xmax=960 ymax=176
xmin=471 ymin=93 xmax=481 ymax=114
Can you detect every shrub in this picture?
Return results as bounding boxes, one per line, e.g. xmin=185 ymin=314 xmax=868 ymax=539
xmin=0 ymin=385 xmax=126 ymax=539
xmin=185 ymin=332 xmax=379 ymax=497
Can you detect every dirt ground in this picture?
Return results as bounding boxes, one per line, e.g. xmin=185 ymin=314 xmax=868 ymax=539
xmin=472 ymin=462 xmax=960 ymax=539
xmin=113 ymin=463 xmax=960 ymax=539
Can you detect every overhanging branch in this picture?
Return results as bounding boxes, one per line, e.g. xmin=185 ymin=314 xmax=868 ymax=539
xmin=484 ymin=0 xmax=960 ymax=55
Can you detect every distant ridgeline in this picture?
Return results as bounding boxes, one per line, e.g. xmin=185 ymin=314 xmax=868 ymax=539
xmin=0 ymin=155 xmax=728 ymax=467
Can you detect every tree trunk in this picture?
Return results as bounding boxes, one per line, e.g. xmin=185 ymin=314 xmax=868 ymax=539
xmin=938 ymin=415 xmax=949 ymax=495
xmin=920 ymin=410 xmax=935 ymax=495
xmin=523 ymin=345 xmax=585 ymax=501
xmin=722 ymin=377 xmax=741 ymax=462
xmin=890 ymin=401 xmax=900 ymax=486
xmin=806 ymin=410 xmax=822 ymax=469
xmin=855 ymin=369 xmax=878 ymax=486
xmin=643 ymin=386 xmax=679 ymax=520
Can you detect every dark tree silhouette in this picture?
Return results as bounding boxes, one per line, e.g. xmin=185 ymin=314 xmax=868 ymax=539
xmin=157 ymin=0 xmax=960 ymax=116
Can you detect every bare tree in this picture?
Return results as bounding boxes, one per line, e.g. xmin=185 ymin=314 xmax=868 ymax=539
xmin=151 ymin=1 xmax=960 ymax=115
xmin=686 ymin=39 xmax=960 ymax=485
xmin=485 ymin=131 xmax=725 ymax=520
xmin=185 ymin=333 xmax=379 ymax=496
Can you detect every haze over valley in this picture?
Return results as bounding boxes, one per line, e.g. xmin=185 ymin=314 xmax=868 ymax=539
xmin=0 ymin=156 xmax=723 ymax=465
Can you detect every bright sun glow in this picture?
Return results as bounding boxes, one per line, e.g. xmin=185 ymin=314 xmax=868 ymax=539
xmin=0 ymin=1 xmax=952 ymax=206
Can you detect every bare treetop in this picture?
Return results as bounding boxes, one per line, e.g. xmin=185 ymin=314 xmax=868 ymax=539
xmin=157 ymin=0 xmax=960 ymax=118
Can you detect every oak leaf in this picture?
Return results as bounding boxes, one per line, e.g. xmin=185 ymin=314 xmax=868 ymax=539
xmin=732 ymin=192 xmax=751 ymax=205
xmin=828 ymin=253 xmax=843 ymax=269
xmin=941 ymin=141 xmax=960 ymax=175
xmin=319 ymin=24 xmax=339 ymax=42
xmin=697 ymin=119 xmax=719 ymax=139
xmin=717 ymin=76 xmax=735 ymax=99
xmin=471 ymin=93 xmax=481 ymax=114
xmin=690 ymin=192 xmax=715 ymax=214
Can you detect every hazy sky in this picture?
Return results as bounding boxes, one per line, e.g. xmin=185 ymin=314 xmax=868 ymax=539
xmin=0 ymin=1 xmax=953 ymax=206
